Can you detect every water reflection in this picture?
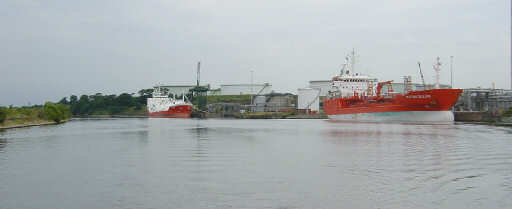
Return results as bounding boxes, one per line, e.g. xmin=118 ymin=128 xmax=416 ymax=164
xmin=0 ymin=137 xmax=6 ymax=151
xmin=187 ymin=124 xmax=210 ymax=140
xmin=0 ymin=118 xmax=511 ymax=208
xmin=136 ymin=130 xmax=149 ymax=143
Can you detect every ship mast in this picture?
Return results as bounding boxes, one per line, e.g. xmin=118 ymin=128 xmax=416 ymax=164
xmin=433 ymin=57 xmax=442 ymax=89
xmin=348 ymin=48 xmax=358 ymax=74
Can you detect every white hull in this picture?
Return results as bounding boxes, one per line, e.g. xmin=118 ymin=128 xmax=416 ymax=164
xmin=147 ymin=97 xmax=192 ymax=114
xmin=327 ymin=111 xmax=454 ymax=124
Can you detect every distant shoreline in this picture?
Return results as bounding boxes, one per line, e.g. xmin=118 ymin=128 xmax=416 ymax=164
xmin=0 ymin=119 xmax=70 ymax=130
xmin=69 ymin=113 xmax=329 ymax=119
xmin=72 ymin=115 xmax=148 ymax=119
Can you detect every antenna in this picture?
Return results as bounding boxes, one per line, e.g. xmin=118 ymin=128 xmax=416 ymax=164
xmin=348 ymin=48 xmax=359 ymax=74
xmin=196 ymin=61 xmax=201 ymax=86
xmin=417 ymin=62 xmax=426 ymax=90
xmin=340 ymin=64 xmax=347 ymax=75
xmin=433 ymin=57 xmax=441 ymax=89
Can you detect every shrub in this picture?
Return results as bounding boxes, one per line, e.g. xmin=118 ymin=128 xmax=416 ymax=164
xmin=44 ymin=102 xmax=71 ymax=123
xmin=108 ymin=106 xmax=123 ymax=115
xmin=0 ymin=106 xmax=7 ymax=124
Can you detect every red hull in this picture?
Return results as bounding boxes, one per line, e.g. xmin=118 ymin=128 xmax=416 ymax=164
xmin=324 ymin=89 xmax=463 ymax=115
xmin=147 ymin=105 xmax=192 ymax=118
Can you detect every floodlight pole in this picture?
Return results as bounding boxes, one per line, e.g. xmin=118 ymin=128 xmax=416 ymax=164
xmin=250 ymin=70 xmax=253 ymax=112
xmin=451 ymin=56 xmax=453 ymax=88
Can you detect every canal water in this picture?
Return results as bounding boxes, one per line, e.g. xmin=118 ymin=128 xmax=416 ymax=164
xmin=0 ymin=118 xmax=511 ymax=208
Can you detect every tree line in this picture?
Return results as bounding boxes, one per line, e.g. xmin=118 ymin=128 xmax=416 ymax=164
xmin=0 ymin=103 xmax=71 ymax=124
xmin=57 ymin=89 xmax=154 ymax=116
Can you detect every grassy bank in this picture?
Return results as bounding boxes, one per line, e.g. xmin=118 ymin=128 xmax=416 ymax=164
xmin=0 ymin=103 xmax=71 ymax=129
xmin=0 ymin=117 xmax=60 ymax=129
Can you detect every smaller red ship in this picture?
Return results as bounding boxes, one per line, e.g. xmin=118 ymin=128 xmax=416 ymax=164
xmin=147 ymin=86 xmax=193 ymax=118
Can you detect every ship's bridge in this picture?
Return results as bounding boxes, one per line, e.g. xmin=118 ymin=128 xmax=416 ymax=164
xmin=332 ymin=74 xmax=374 ymax=98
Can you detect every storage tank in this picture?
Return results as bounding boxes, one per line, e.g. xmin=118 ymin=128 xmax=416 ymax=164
xmin=253 ymin=95 xmax=266 ymax=112
xmin=298 ymin=88 xmax=321 ymax=112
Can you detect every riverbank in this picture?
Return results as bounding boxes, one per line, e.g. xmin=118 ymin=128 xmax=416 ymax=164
xmin=64 ymin=111 xmax=512 ymax=124
xmin=454 ymin=112 xmax=512 ymax=126
xmin=0 ymin=118 xmax=66 ymax=130
xmin=72 ymin=114 xmax=147 ymax=118
xmin=0 ymin=104 xmax=71 ymax=130
xmin=494 ymin=117 xmax=512 ymax=126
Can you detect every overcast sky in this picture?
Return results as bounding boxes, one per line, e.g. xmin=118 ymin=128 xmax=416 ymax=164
xmin=1 ymin=0 xmax=510 ymax=106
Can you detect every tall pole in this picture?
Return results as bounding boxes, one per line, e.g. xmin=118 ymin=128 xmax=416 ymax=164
xmin=250 ymin=70 xmax=253 ymax=112
xmin=197 ymin=62 xmax=201 ymax=86
xmin=451 ymin=56 xmax=453 ymax=88
xmin=510 ymin=0 xmax=512 ymax=89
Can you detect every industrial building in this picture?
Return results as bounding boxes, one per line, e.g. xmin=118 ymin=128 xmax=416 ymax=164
xmin=456 ymin=88 xmax=512 ymax=112
xmin=253 ymin=93 xmax=295 ymax=112
xmin=208 ymin=89 xmax=221 ymax=95
xmin=219 ymin=83 xmax=272 ymax=95
xmin=157 ymin=83 xmax=271 ymax=96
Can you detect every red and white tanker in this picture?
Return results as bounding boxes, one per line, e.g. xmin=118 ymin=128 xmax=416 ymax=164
xmin=323 ymin=51 xmax=462 ymax=123
xmin=147 ymin=86 xmax=193 ymax=118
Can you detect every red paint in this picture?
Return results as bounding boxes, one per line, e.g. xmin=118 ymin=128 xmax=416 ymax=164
xmin=324 ymin=89 xmax=463 ymax=115
xmin=147 ymin=105 xmax=193 ymax=118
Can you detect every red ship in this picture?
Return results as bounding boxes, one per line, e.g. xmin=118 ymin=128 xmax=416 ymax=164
xmin=147 ymin=105 xmax=192 ymax=118
xmin=147 ymin=86 xmax=193 ymax=118
xmin=323 ymin=52 xmax=462 ymax=123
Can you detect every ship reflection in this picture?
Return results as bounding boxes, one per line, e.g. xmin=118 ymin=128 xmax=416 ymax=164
xmin=324 ymin=120 xmax=457 ymax=140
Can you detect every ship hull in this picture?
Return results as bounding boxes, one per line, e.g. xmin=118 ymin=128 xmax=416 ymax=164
xmin=324 ymin=89 xmax=462 ymax=123
xmin=147 ymin=105 xmax=192 ymax=118
xmin=327 ymin=110 xmax=454 ymax=124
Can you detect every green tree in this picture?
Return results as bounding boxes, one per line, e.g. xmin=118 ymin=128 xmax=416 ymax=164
xmin=80 ymin=104 xmax=91 ymax=115
xmin=70 ymin=94 xmax=91 ymax=115
xmin=79 ymin=95 xmax=89 ymax=103
xmin=69 ymin=95 xmax=78 ymax=104
xmin=116 ymin=93 xmax=134 ymax=107
xmin=90 ymin=93 xmax=106 ymax=109
xmin=57 ymin=103 xmax=71 ymax=119
xmin=0 ymin=106 xmax=7 ymax=124
xmin=44 ymin=102 xmax=70 ymax=123
xmin=138 ymin=89 xmax=154 ymax=105
xmin=58 ymin=97 xmax=69 ymax=105
xmin=104 ymin=94 xmax=117 ymax=106
xmin=108 ymin=106 xmax=122 ymax=114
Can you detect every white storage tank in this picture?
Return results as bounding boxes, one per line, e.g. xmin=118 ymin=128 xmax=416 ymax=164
xmin=298 ymin=88 xmax=321 ymax=112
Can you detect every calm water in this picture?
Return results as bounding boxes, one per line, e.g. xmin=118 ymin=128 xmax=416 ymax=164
xmin=0 ymin=118 xmax=511 ymax=208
